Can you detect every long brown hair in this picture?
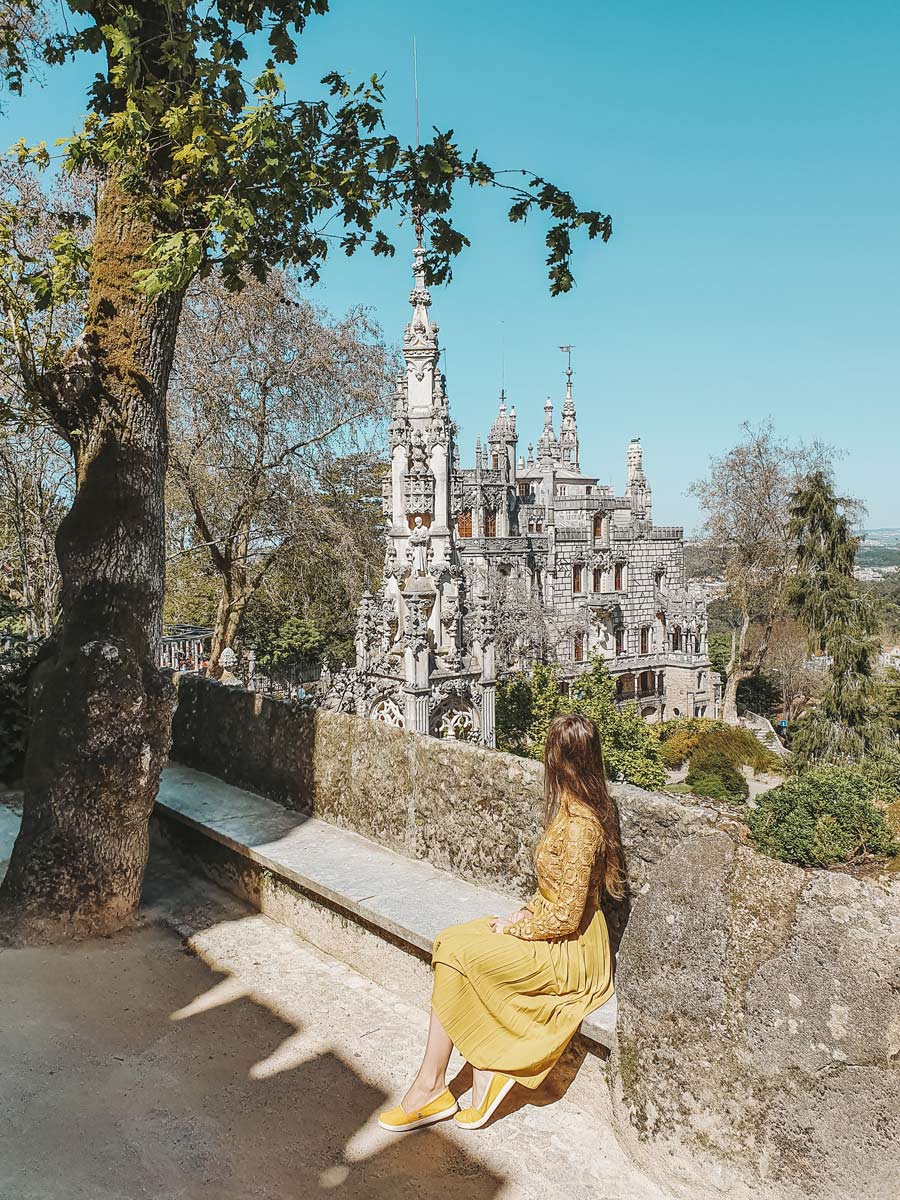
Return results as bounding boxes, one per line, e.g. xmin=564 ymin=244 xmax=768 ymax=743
xmin=543 ymin=713 xmax=626 ymax=900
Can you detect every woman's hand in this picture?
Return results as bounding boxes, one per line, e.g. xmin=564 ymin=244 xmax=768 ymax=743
xmin=490 ymin=907 xmax=530 ymax=933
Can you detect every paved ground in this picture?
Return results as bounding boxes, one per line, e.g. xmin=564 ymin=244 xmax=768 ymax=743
xmin=0 ymin=835 xmax=666 ymax=1200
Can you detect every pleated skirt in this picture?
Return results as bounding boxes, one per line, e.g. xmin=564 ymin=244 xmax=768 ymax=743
xmin=430 ymin=905 xmax=614 ymax=1089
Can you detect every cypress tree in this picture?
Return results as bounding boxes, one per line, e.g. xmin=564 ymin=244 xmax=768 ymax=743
xmin=788 ymin=471 xmax=887 ymax=763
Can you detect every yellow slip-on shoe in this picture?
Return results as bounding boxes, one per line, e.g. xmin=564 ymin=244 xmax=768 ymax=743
xmin=454 ymin=1073 xmax=516 ymax=1130
xmin=377 ymin=1087 xmax=458 ymax=1132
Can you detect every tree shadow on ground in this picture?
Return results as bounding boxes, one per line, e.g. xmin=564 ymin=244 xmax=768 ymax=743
xmin=0 ymin=911 xmax=505 ymax=1200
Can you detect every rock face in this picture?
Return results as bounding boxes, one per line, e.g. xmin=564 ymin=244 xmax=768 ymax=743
xmin=609 ymin=830 xmax=900 ymax=1200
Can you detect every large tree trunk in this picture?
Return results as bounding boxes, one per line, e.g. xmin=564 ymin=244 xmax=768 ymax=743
xmin=0 ymin=181 xmax=182 ymax=942
xmin=722 ymin=669 xmax=745 ymax=724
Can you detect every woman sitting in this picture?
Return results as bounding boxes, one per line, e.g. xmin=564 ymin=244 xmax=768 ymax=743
xmin=379 ymin=712 xmax=626 ymax=1132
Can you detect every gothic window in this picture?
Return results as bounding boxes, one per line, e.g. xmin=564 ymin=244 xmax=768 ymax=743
xmin=640 ymin=625 xmax=651 ymax=655
xmin=614 ymin=626 xmax=625 ymax=656
xmin=483 ymin=508 xmax=497 ymax=537
xmin=638 ymin=671 xmax=655 ymax=695
xmin=585 ymin=485 xmax=592 ymax=495
xmin=431 ymin=698 xmax=477 ymax=741
xmin=572 ymin=564 xmax=583 ymax=594
xmin=614 ymin=562 xmax=625 ymax=591
xmin=535 ymin=521 xmax=544 ymax=533
xmin=592 ymin=567 xmax=602 ymax=592
xmin=574 ymin=632 xmax=585 ymax=662
xmin=672 ymin=625 xmax=683 ymax=651
xmin=370 ymin=697 xmax=404 ymax=727
xmin=593 ymin=513 xmax=604 ymax=539
xmin=457 ymin=509 xmax=472 ymax=538
xmin=517 ymin=481 xmax=529 ymax=497
xmin=697 ymin=671 xmax=706 ymax=690
xmin=491 ymin=453 xmax=500 ymax=470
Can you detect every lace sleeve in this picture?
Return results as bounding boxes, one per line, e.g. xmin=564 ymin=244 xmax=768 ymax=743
xmin=505 ymin=817 xmax=602 ymax=941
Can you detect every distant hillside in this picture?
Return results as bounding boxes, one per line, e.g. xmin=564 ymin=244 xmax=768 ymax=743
xmin=859 ymin=529 xmax=900 ymax=568
xmin=863 ymin=528 xmax=900 ymax=546
xmin=685 ymin=531 xmax=900 ymax=575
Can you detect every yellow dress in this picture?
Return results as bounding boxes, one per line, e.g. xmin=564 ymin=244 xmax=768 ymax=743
xmin=431 ymin=807 xmax=614 ymax=1090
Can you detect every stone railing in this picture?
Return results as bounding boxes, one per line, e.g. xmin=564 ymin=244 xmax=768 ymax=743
xmin=168 ymin=674 xmax=900 ymax=1200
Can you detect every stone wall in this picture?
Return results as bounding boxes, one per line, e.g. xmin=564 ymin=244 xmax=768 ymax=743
xmin=168 ymin=675 xmax=900 ymax=1200
xmin=169 ymin=674 xmax=740 ymax=908
xmin=609 ymin=832 xmax=900 ymax=1200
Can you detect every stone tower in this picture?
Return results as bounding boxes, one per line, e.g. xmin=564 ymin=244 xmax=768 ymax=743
xmin=345 ymin=232 xmax=497 ymax=745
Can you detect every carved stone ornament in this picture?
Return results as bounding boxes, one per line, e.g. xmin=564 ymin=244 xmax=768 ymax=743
xmin=402 ymin=595 xmax=431 ymax=655
xmin=403 ymin=472 xmax=435 ymax=516
xmin=370 ymin=695 xmax=405 ymax=727
xmin=430 ymin=696 xmax=478 ymax=741
xmin=472 ymin=600 xmax=497 ymax=648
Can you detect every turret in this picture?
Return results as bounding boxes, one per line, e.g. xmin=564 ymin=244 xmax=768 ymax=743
xmin=487 ymin=389 xmax=518 ymax=481
xmin=625 ymin=437 xmax=652 ymax=518
xmin=536 ymin=398 xmax=559 ymax=463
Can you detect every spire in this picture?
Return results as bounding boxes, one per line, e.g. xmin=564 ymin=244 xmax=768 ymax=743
xmin=403 ymin=215 xmax=440 ymax=414
xmin=536 ymin=397 xmax=558 ymax=463
xmin=626 ymin=438 xmax=647 ymax=490
xmin=558 ymin=347 xmax=579 ymax=470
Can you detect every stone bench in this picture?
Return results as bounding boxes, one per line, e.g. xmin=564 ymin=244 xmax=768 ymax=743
xmin=154 ymin=763 xmax=618 ymax=1052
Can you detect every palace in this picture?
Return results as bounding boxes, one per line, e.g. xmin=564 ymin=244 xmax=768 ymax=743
xmin=341 ymin=236 xmax=719 ymax=745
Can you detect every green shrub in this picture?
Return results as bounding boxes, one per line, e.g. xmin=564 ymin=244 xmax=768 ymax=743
xmin=746 ymin=767 xmax=899 ymax=867
xmin=858 ymin=752 xmax=900 ymax=804
xmin=495 ymin=658 xmax=667 ymax=790
xmin=657 ymin=717 xmax=727 ymax=767
xmin=685 ymin=771 xmax=735 ymax=803
xmin=658 ymin=717 xmax=780 ymax=774
xmin=685 ymin=749 xmax=749 ymax=803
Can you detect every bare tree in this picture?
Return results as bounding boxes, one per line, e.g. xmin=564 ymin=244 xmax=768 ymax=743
xmin=473 ymin=568 xmax=583 ymax=674
xmin=764 ymin=616 xmax=821 ymax=724
xmin=166 ymin=271 xmax=394 ymax=673
xmin=0 ymin=168 xmax=89 ymax=640
xmin=689 ymin=423 xmax=834 ymax=723
xmin=0 ymin=422 xmax=71 ymax=638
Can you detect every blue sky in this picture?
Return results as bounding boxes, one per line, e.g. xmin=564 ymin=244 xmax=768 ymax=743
xmin=5 ymin=0 xmax=899 ymax=530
